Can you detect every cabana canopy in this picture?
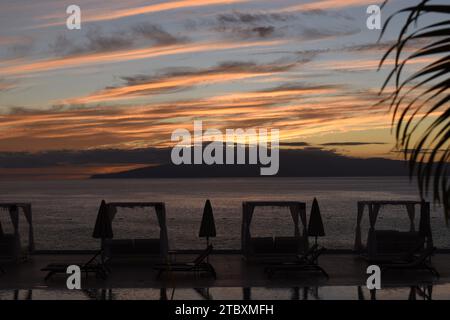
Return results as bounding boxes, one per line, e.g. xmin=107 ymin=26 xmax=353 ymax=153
xmin=241 ymin=201 xmax=308 ymax=258
xmin=103 ymin=202 xmax=169 ymax=258
xmin=354 ymin=200 xmax=432 ymax=258
xmin=0 ymin=203 xmax=34 ymax=253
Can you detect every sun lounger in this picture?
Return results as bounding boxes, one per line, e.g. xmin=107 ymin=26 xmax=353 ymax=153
xmin=41 ymin=250 xmax=108 ymax=280
xmin=364 ymin=230 xmax=427 ymax=263
xmin=102 ymin=239 xmax=166 ymax=266
xmin=379 ymin=246 xmax=439 ymax=277
xmin=264 ymin=245 xmax=328 ymax=278
xmin=245 ymin=236 xmax=307 ymax=263
xmin=0 ymin=234 xmax=21 ymax=274
xmin=263 ymin=243 xmax=318 ymax=264
xmin=0 ymin=234 xmax=20 ymax=260
xmin=153 ymin=245 xmax=216 ymax=279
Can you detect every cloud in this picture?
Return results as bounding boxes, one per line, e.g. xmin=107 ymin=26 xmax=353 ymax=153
xmin=0 ymin=148 xmax=168 ymax=168
xmin=216 ymin=11 xmax=294 ymax=24
xmin=309 ymin=56 xmax=435 ymax=73
xmin=0 ymin=79 xmax=16 ymax=92
xmin=300 ymin=9 xmax=355 ymax=21
xmin=249 ymin=26 xmax=276 ymax=38
xmin=343 ymin=42 xmax=396 ymax=53
xmin=206 ymin=9 xmax=359 ymax=41
xmin=49 ymin=24 xmax=185 ymax=57
xmin=218 ymin=23 xmax=281 ymax=39
xmin=393 ymin=148 xmax=448 ymax=155
xmin=0 ymin=81 xmax=393 ymax=152
xmin=280 ymin=142 xmax=310 ymax=147
xmin=299 ymin=25 xmax=360 ymax=40
xmin=50 ymin=31 xmax=133 ymax=57
xmin=1 ymin=39 xmax=283 ymax=76
xmin=276 ymin=0 xmax=380 ymax=13
xmin=58 ymin=59 xmax=304 ymax=105
xmin=321 ymin=142 xmax=388 ymax=146
xmin=342 ymin=38 xmax=430 ymax=54
xmin=4 ymin=37 xmax=34 ymax=58
xmin=288 ymin=41 xmax=395 ymax=58
xmin=36 ymin=0 xmax=251 ymax=28
xmin=0 ymin=36 xmax=25 ymax=46
xmin=0 ymin=36 xmax=34 ymax=56
xmin=0 ymin=148 xmax=168 ymax=179
xmin=187 ymin=11 xmax=297 ymax=39
xmin=131 ymin=23 xmax=187 ymax=45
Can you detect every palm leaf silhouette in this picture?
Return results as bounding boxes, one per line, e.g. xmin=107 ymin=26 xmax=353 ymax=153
xmin=378 ymin=0 xmax=449 ymax=219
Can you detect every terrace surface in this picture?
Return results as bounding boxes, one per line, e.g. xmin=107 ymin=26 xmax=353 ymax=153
xmin=0 ymin=252 xmax=449 ymax=289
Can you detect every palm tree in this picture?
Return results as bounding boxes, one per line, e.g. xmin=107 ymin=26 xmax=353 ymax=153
xmin=378 ymin=0 xmax=449 ymax=219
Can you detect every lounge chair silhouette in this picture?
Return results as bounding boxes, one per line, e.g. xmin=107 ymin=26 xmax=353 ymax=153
xmin=41 ymin=250 xmax=108 ymax=280
xmin=153 ymin=245 xmax=216 ymax=279
xmin=0 ymin=234 xmax=20 ymax=275
xmin=380 ymin=246 xmax=439 ymax=277
xmin=264 ymin=244 xmax=328 ymax=278
xmin=0 ymin=233 xmax=4 ymax=274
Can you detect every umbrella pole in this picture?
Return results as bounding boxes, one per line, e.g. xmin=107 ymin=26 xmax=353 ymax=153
xmin=206 ymin=236 xmax=210 ymax=263
xmin=100 ymin=238 xmax=107 ymax=274
xmin=314 ymin=237 xmax=318 ymax=264
xmin=101 ymin=238 xmax=105 ymax=264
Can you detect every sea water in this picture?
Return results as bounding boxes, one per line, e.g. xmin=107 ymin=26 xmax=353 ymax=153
xmin=0 ymin=177 xmax=448 ymax=251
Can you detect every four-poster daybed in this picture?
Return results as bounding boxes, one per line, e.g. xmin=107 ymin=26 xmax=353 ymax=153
xmin=241 ymin=201 xmax=309 ymax=261
xmin=0 ymin=203 xmax=34 ymax=268
xmin=354 ymin=201 xmax=433 ymax=262
xmin=42 ymin=201 xmax=170 ymax=280
xmin=102 ymin=202 xmax=169 ymax=263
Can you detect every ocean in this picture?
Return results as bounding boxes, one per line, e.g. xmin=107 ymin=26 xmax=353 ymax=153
xmin=0 ymin=177 xmax=448 ymax=251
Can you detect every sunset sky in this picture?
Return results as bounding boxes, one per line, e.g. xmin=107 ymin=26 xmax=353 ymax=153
xmin=0 ymin=0 xmax=440 ymax=178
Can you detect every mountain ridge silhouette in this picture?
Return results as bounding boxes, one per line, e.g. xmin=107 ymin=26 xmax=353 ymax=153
xmin=91 ymin=148 xmax=411 ymax=178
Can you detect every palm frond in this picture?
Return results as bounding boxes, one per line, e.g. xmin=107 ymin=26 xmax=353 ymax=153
xmin=379 ymin=0 xmax=450 ymax=220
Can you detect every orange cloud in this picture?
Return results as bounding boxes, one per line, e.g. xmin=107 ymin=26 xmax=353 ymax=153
xmin=311 ymin=56 xmax=436 ymax=72
xmin=277 ymin=0 xmax=380 ymax=12
xmin=0 ymin=40 xmax=283 ymax=76
xmin=0 ymin=35 xmax=28 ymax=46
xmin=89 ymin=0 xmax=249 ymax=21
xmin=61 ymin=71 xmax=275 ymax=105
xmin=0 ymin=83 xmax=394 ymax=152
xmin=38 ymin=0 xmax=250 ymax=27
xmin=0 ymin=164 xmax=149 ymax=180
xmin=0 ymin=81 xmax=15 ymax=91
xmin=58 ymin=61 xmax=298 ymax=105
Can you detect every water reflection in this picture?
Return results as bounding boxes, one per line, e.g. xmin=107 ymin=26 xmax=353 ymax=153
xmin=357 ymin=285 xmax=433 ymax=301
xmin=242 ymin=287 xmax=320 ymax=300
xmin=0 ymin=284 xmax=441 ymax=300
xmin=9 ymin=289 xmax=33 ymax=300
